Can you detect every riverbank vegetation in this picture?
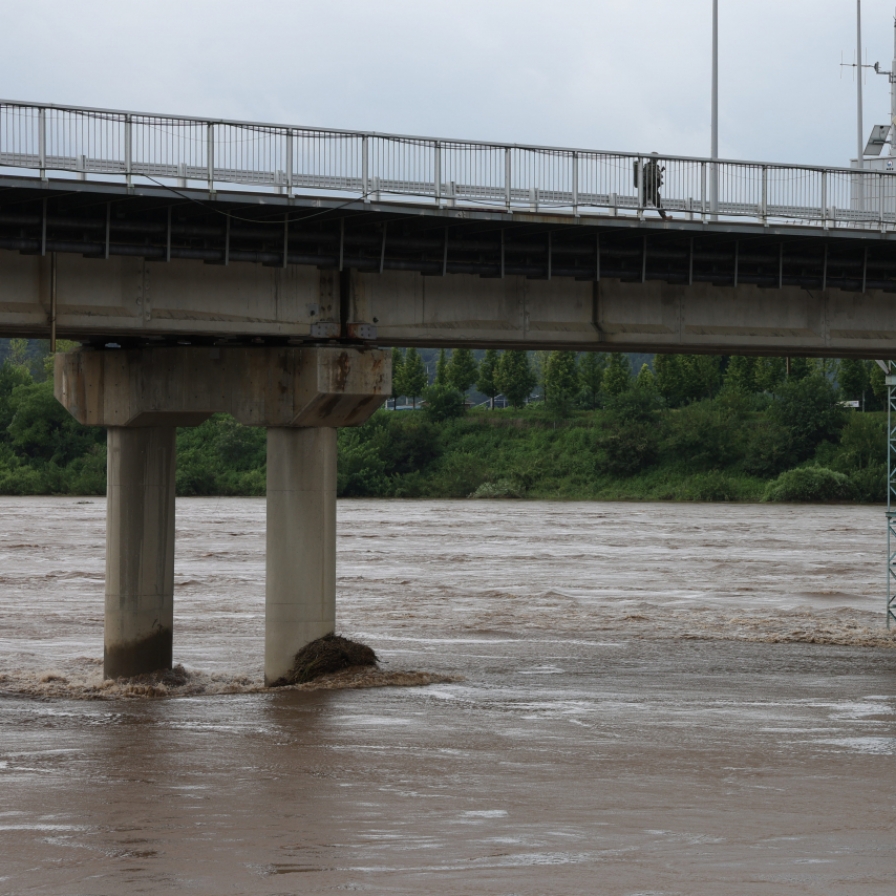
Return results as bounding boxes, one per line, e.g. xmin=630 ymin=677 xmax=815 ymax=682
xmin=0 ymin=338 xmax=887 ymax=502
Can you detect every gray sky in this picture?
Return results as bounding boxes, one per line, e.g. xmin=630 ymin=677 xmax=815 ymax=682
xmin=2 ymin=0 xmax=896 ymax=167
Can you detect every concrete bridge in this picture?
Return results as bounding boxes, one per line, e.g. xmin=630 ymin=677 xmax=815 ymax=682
xmin=2 ymin=99 xmax=896 ymax=681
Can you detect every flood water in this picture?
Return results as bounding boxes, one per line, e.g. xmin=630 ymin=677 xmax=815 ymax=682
xmin=2 ymin=497 xmax=896 ymax=894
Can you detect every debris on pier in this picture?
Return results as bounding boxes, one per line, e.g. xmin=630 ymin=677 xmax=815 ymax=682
xmin=278 ymin=634 xmax=378 ymax=686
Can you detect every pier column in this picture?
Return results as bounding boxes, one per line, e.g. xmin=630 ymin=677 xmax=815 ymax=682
xmin=104 ymin=426 xmax=176 ymax=679
xmin=265 ymin=427 xmax=337 ymax=685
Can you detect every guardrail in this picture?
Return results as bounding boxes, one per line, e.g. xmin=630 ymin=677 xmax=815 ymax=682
xmin=2 ymin=99 xmax=894 ymax=228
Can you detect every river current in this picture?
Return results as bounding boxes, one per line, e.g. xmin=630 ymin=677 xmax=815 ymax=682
xmin=1 ymin=497 xmax=895 ymax=894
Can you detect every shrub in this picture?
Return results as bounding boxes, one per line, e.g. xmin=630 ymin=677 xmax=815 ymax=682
xmin=422 ymin=384 xmax=465 ymax=422
xmin=677 ymin=471 xmax=743 ymax=501
xmin=762 ymin=466 xmax=855 ymax=503
xmin=596 ymin=421 xmax=659 ymax=477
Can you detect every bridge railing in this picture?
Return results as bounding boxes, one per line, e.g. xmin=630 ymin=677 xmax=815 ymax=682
xmin=1 ymin=99 xmax=893 ymax=228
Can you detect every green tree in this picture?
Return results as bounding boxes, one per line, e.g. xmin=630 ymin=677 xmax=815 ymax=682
xmin=578 ymin=352 xmax=607 ymax=409
xmin=838 ymin=358 xmax=869 ymax=404
xmin=755 ymin=356 xmax=786 ymax=393
xmin=654 ymin=353 xmax=686 ymax=407
xmin=476 ymin=349 xmax=501 ymax=409
xmin=635 ymin=363 xmax=656 ymax=391
xmin=723 ymin=356 xmax=757 ymax=394
xmin=435 ymin=349 xmax=449 ymax=386
xmin=390 ymin=347 xmax=405 ymax=409
xmin=447 ymin=348 xmax=478 ymax=396
xmin=870 ymin=361 xmax=888 ymax=408
xmin=767 ymin=374 xmax=846 ymax=464
xmin=788 ymin=357 xmax=814 ymax=381
xmin=683 ymin=355 xmax=722 ymax=400
xmin=543 ymin=351 xmax=578 ymax=413
xmin=401 ymin=347 xmax=427 ymax=408
xmin=495 ymin=351 xmax=537 ymax=408
xmin=602 ymin=353 xmax=631 ymax=398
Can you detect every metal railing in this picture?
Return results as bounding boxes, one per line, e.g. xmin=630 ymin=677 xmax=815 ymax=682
xmin=2 ymin=98 xmax=895 ymax=228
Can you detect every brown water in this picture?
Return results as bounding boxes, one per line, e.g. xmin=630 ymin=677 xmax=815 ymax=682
xmin=1 ymin=497 xmax=896 ymax=894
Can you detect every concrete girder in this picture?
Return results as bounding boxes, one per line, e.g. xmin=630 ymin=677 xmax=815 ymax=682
xmin=4 ymin=247 xmax=896 ymax=357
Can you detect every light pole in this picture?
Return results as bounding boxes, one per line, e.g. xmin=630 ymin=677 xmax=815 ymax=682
xmin=710 ymin=0 xmax=719 ymax=219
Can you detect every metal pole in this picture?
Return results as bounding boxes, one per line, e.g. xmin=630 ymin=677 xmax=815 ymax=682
xmin=710 ymin=0 xmax=719 ymax=219
xmin=857 ymin=0 xmax=865 ymax=171
xmin=857 ymin=0 xmax=866 ymax=215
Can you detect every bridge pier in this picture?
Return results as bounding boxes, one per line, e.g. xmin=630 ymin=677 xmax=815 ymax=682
xmin=265 ymin=427 xmax=337 ymax=685
xmin=105 ymin=426 xmax=176 ymax=678
xmin=55 ymin=346 xmax=389 ymax=681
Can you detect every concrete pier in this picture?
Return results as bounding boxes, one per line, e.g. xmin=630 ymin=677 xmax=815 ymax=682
xmin=55 ymin=346 xmax=389 ymax=680
xmin=265 ymin=427 xmax=337 ymax=685
xmin=104 ymin=426 xmax=176 ymax=679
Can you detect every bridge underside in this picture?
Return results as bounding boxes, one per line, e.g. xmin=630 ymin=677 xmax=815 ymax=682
xmin=1 ymin=176 xmax=896 ymax=357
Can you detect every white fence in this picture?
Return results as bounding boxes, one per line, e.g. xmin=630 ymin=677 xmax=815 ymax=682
xmin=1 ymin=99 xmax=893 ymax=227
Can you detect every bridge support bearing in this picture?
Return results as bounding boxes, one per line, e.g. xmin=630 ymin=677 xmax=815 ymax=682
xmin=265 ymin=427 xmax=337 ymax=685
xmin=55 ymin=346 xmax=389 ymax=681
xmin=104 ymin=426 xmax=176 ymax=679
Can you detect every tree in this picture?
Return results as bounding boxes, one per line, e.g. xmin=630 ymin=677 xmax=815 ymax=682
xmin=602 ymin=353 xmax=631 ymax=398
xmin=683 ymin=355 xmax=722 ymax=400
xmin=870 ymin=361 xmax=887 ymax=408
xmin=543 ymin=351 xmax=578 ymax=413
xmin=578 ymin=352 xmax=607 ymax=409
xmin=495 ymin=351 xmax=537 ymax=408
xmin=401 ymin=347 xmax=427 ymax=408
xmin=635 ymin=363 xmax=656 ymax=391
xmin=838 ymin=358 xmax=869 ymax=404
xmin=654 ymin=353 xmax=686 ymax=407
xmin=435 ymin=349 xmax=449 ymax=385
xmin=754 ymin=356 xmax=786 ymax=393
xmin=390 ymin=347 xmax=405 ymax=409
xmin=447 ymin=348 xmax=478 ymax=396
xmin=723 ymin=356 xmax=757 ymax=394
xmin=788 ymin=356 xmax=814 ymax=381
xmin=768 ymin=374 xmax=846 ymax=463
xmin=476 ymin=349 xmax=501 ymax=409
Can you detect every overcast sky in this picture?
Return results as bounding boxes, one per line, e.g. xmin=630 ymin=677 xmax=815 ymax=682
xmin=2 ymin=0 xmax=896 ymax=167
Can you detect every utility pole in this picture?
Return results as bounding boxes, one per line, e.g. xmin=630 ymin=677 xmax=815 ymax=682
xmin=710 ymin=0 xmax=719 ymax=219
xmin=858 ymin=0 xmax=865 ymax=171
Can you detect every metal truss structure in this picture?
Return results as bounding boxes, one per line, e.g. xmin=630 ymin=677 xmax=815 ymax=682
xmin=888 ymin=363 xmax=896 ymax=628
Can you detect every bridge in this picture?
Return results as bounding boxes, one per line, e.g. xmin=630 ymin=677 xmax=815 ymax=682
xmin=3 ymin=99 xmax=896 ymax=683
xmin=2 ymin=99 xmax=896 ymax=357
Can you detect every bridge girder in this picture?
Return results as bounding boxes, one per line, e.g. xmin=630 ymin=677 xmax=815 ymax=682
xmin=1 ymin=176 xmax=895 ymax=358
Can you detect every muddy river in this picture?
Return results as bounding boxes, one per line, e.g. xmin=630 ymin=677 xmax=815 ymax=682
xmin=1 ymin=497 xmax=895 ymax=894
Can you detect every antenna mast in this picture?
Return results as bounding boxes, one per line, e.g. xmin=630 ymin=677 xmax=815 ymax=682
xmin=858 ymin=0 xmax=865 ymax=169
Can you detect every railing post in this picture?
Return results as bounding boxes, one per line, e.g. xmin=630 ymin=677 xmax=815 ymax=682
xmin=637 ymin=156 xmax=645 ymax=218
xmin=124 ymin=114 xmax=132 ymax=189
xmin=434 ymin=141 xmax=441 ymax=205
xmin=880 ymin=173 xmax=885 ymax=232
xmin=362 ymin=134 xmax=369 ymax=203
xmin=207 ymin=122 xmax=215 ymax=194
xmin=821 ymin=169 xmax=828 ymax=229
xmin=38 ymin=107 xmax=46 ymax=180
xmin=761 ymin=165 xmax=768 ymax=225
xmin=700 ymin=161 xmax=706 ymax=222
xmin=505 ymin=147 xmax=512 ymax=210
xmin=572 ymin=151 xmax=579 ymax=216
xmin=286 ymin=131 xmax=294 ymax=196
